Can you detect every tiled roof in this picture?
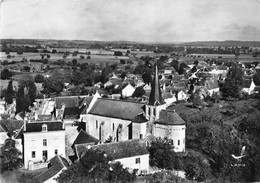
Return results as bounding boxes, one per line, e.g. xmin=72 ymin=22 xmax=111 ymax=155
xmin=0 ymin=120 xmax=24 ymax=136
xmin=80 ymin=139 xmax=149 ymax=161
xmin=155 ymin=110 xmax=185 ymax=125
xmin=132 ymin=114 xmax=148 ymax=123
xmin=25 ymin=121 xmax=64 ymax=132
xmin=32 ymin=155 xmax=69 ymax=183
xmin=63 ymin=107 xmax=79 ymax=119
xmin=55 ymin=96 xmax=85 ymax=109
xmin=72 ymin=130 xmax=99 ymax=149
xmin=242 ymin=79 xmax=252 ymax=88
xmin=88 ymin=99 xmax=145 ymax=121
xmin=162 ymin=92 xmax=174 ymax=99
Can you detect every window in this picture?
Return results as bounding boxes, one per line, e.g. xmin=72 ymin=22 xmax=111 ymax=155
xmin=178 ymin=140 xmax=180 ymax=146
xmin=113 ymin=123 xmax=114 ymax=131
xmin=32 ymin=151 xmax=35 ymax=158
xmin=136 ymin=157 xmax=140 ymax=164
xmin=96 ymin=120 xmax=98 ymax=129
xmin=42 ymin=124 xmax=47 ymax=132
xmin=43 ymin=139 xmax=47 ymax=146
xmin=170 ymin=139 xmax=174 ymax=145
xmin=148 ymin=107 xmax=150 ymax=115
xmin=43 ymin=150 xmax=48 ymax=162
xmin=154 ymin=108 xmax=156 ymax=116
xmin=55 ymin=149 xmax=58 ymax=155
xmin=140 ymin=134 xmax=143 ymax=139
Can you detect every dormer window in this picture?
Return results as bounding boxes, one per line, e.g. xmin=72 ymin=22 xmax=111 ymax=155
xmin=42 ymin=124 xmax=47 ymax=132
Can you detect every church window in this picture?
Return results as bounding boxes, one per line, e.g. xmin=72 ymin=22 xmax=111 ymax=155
xmin=178 ymin=140 xmax=180 ymax=146
xmin=55 ymin=149 xmax=58 ymax=155
xmin=148 ymin=107 xmax=150 ymax=115
xmin=154 ymin=108 xmax=156 ymax=116
xmin=140 ymin=134 xmax=143 ymax=139
xmin=113 ymin=123 xmax=115 ymax=131
xmin=170 ymin=139 xmax=174 ymax=145
xmin=96 ymin=120 xmax=98 ymax=129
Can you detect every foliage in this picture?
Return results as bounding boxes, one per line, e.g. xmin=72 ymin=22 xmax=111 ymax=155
xmin=18 ymin=75 xmax=37 ymax=105
xmin=15 ymin=85 xmax=24 ymax=114
xmin=0 ymin=138 xmax=23 ymax=173
xmin=132 ymin=86 xmax=146 ymax=98
xmin=114 ymin=51 xmax=123 ymax=56
xmin=148 ymin=137 xmax=182 ymax=170
xmin=1 ymin=69 xmax=12 ymax=80
xmin=34 ymin=74 xmax=45 ymax=83
xmin=42 ymin=77 xmax=64 ymax=95
xmin=5 ymin=80 xmax=14 ymax=104
xmin=221 ymin=63 xmax=244 ymax=98
xmin=56 ymin=149 xmax=136 ymax=183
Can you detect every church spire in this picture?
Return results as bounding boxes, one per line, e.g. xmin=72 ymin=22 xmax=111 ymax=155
xmin=148 ymin=60 xmax=165 ymax=106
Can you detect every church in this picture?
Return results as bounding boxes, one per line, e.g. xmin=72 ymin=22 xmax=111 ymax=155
xmin=80 ymin=62 xmax=186 ymax=152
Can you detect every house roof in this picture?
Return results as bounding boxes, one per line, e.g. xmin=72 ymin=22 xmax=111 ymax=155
xmin=55 ymin=96 xmax=85 ymax=109
xmin=88 ymin=98 xmax=145 ymax=121
xmin=32 ymin=155 xmax=69 ymax=183
xmin=155 ymin=110 xmax=185 ymax=125
xmin=162 ymin=92 xmax=174 ymax=99
xmin=0 ymin=120 xmax=24 ymax=136
xmin=242 ymin=79 xmax=253 ymax=88
xmin=204 ymin=79 xmax=219 ymax=90
xmin=132 ymin=114 xmax=148 ymax=123
xmin=79 ymin=139 xmax=149 ymax=161
xmin=25 ymin=121 xmax=64 ymax=132
xmin=72 ymin=130 xmax=99 ymax=149
xmin=63 ymin=107 xmax=79 ymax=119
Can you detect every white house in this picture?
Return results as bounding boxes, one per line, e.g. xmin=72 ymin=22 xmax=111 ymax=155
xmin=75 ymin=139 xmax=150 ymax=175
xmin=23 ymin=120 xmax=66 ymax=170
xmin=31 ymin=155 xmax=69 ymax=183
xmin=0 ymin=100 xmax=5 ymax=114
xmin=176 ymin=90 xmax=188 ymax=101
xmin=204 ymin=78 xmax=219 ymax=96
xmin=242 ymin=79 xmax=256 ymax=95
xmin=121 ymin=83 xmax=136 ymax=98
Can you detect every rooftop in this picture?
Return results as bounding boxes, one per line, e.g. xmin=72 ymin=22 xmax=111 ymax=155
xmin=155 ymin=110 xmax=185 ymax=125
xmin=88 ymin=98 xmax=145 ymax=121
xmin=25 ymin=121 xmax=64 ymax=132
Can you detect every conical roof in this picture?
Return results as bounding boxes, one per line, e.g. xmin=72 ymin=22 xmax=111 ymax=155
xmin=148 ymin=61 xmax=165 ymax=106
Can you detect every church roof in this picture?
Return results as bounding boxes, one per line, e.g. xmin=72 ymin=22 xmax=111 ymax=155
xmin=154 ymin=110 xmax=185 ymax=125
xmin=88 ymin=98 xmax=145 ymax=121
xmin=148 ymin=62 xmax=165 ymax=106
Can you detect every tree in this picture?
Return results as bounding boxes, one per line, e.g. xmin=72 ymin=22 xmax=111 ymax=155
xmin=52 ymin=49 xmax=57 ymax=53
xmin=72 ymin=59 xmax=77 ymax=66
xmin=1 ymin=69 xmax=12 ymax=80
xmin=56 ymin=149 xmax=137 ymax=183
xmin=19 ymin=75 xmax=37 ymax=105
xmin=5 ymin=80 xmax=14 ymax=104
xmin=132 ymin=86 xmax=145 ymax=98
xmin=0 ymin=138 xmax=23 ymax=173
xmin=221 ymin=63 xmax=244 ymax=98
xmin=23 ymin=66 xmax=31 ymax=72
xmin=16 ymin=85 xmax=24 ymax=114
xmin=34 ymin=74 xmax=45 ymax=83
xmin=42 ymin=78 xmax=64 ymax=95
xmin=148 ymin=137 xmax=182 ymax=170
xmin=114 ymin=51 xmax=123 ymax=56
xmin=120 ymin=59 xmax=126 ymax=64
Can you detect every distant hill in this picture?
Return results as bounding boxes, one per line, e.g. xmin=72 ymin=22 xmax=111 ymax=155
xmin=1 ymin=39 xmax=260 ymax=47
xmin=178 ymin=40 xmax=260 ymax=47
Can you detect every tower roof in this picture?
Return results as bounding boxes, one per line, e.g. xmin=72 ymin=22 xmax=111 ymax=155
xmin=148 ymin=61 xmax=165 ymax=106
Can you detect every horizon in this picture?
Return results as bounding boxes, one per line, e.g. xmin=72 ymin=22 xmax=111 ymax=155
xmin=1 ymin=0 xmax=260 ymax=42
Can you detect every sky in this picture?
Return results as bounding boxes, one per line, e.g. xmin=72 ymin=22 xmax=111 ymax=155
xmin=0 ymin=0 xmax=260 ymax=42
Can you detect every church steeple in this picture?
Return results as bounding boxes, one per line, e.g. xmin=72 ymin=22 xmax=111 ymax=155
xmin=148 ymin=61 xmax=165 ymax=106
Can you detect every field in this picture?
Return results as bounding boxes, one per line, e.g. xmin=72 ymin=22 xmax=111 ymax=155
xmin=0 ymin=51 xmax=129 ymax=65
xmin=188 ymin=53 xmax=260 ymax=63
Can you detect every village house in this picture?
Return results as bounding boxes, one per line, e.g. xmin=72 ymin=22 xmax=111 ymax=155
xmin=121 ymin=82 xmax=136 ymax=98
xmin=75 ymin=139 xmax=150 ymax=175
xmin=242 ymin=79 xmax=256 ymax=95
xmin=23 ymin=120 xmax=65 ymax=170
xmin=31 ymin=155 xmax=69 ymax=183
xmin=203 ymin=78 xmax=220 ymax=96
